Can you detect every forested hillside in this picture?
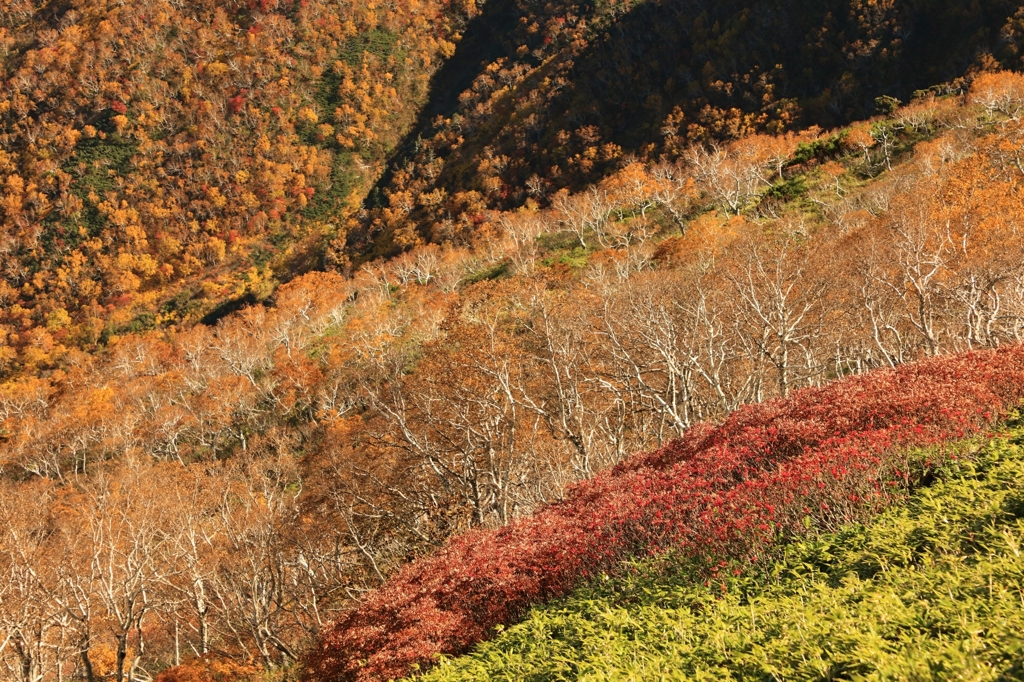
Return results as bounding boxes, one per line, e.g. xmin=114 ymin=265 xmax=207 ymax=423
xmin=4 ymin=0 xmax=1024 ymax=679
xmin=305 ymin=348 xmax=1024 ymax=680
xmin=3 ymin=0 xmax=1024 ymax=378
xmin=4 ymin=70 xmax=1024 ymax=682
xmin=343 ymin=0 xmax=1024 ymax=261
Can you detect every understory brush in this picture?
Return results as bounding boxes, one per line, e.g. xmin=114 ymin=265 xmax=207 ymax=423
xmin=305 ymin=346 xmax=1024 ymax=681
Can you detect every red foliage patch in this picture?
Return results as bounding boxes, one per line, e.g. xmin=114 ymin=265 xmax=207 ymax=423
xmin=305 ymin=346 xmax=1024 ymax=681
xmin=228 ymin=91 xmax=248 ymax=115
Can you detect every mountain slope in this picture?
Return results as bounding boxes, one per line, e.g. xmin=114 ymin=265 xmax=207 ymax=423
xmin=5 ymin=3 xmax=1024 ymax=677
xmin=5 ymin=0 xmax=1024 ymax=378
xmin=303 ymin=346 xmax=1024 ymax=682
xmin=5 ymin=74 xmax=1024 ymax=681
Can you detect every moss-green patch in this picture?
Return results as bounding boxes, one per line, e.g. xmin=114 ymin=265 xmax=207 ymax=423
xmin=555 ymin=248 xmax=591 ymax=269
xmin=536 ymin=230 xmax=583 ymax=253
xmin=787 ymin=130 xmax=847 ymax=168
xmin=70 ymin=133 xmax=138 ymax=197
xmin=302 ymin=151 xmax=361 ymax=223
xmin=340 ymin=29 xmax=398 ymax=67
xmin=764 ymin=174 xmax=808 ymax=203
xmin=159 ymin=289 xmax=205 ymax=324
xmin=39 ymin=132 xmax=139 ymax=261
xmin=118 ymin=311 xmax=157 ymax=336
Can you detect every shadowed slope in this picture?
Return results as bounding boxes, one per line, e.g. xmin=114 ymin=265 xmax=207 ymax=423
xmin=347 ymin=0 xmax=1024 ymax=260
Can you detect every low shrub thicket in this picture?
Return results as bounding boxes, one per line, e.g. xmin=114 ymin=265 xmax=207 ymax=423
xmin=422 ymin=422 xmax=1024 ymax=680
xmin=305 ymin=346 xmax=1024 ymax=681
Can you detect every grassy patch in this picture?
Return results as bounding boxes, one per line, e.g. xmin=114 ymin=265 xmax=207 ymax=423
xmin=301 ymin=150 xmax=360 ymax=222
xmin=787 ymin=131 xmax=847 ymax=168
xmin=159 ymin=289 xmax=204 ymax=324
xmin=461 ymin=260 xmax=511 ymax=286
xmin=764 ymin=174 xmax=809 ymax=203
xmin=422 ymin=420 xmax=1024 ymax=681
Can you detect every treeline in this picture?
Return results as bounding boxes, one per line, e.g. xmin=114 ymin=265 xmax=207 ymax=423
xmin=3 ymin=74 xmax=1024 ymax=680
xmin=0 ymin=0 xmax=475 ymax=377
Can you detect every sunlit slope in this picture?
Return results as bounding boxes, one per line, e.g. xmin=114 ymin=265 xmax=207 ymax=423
xmin=304 ymin=346 xmax=1024 ymax=681
xmin=0 ymin=0 xmax=472 ymax=373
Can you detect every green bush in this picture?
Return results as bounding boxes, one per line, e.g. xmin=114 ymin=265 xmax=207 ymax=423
xmin=423 ymin=422 xmax=1024 ymax=681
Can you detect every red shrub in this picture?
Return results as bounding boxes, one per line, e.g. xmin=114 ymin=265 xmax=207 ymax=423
xmin=305 ymin=346 xmax=1024 ymax=682
xmin=228 ymin=91 xmax=248 ymax=115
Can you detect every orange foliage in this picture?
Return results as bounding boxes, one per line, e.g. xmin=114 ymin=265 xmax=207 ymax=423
xmin=0 ymin=0 xmax=475 ymax=377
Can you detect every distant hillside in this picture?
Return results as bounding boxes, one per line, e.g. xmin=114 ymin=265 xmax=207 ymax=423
xmin=420 ymin=419 xmax=1024 ymax=681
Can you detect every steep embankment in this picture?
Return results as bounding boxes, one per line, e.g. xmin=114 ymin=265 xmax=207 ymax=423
xmin=305 ymin=345 xmax=1024 ymax=682
xmin=421 ymin=419 xmax=1024 ymax=680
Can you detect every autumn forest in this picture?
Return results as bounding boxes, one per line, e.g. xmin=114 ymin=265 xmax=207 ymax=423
xmin=4 ymin=0 xmax=1024 ymax=680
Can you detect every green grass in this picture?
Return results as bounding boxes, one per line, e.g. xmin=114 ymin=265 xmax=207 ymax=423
xmin=420 ymin=421 xmax=1024 ymax=681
